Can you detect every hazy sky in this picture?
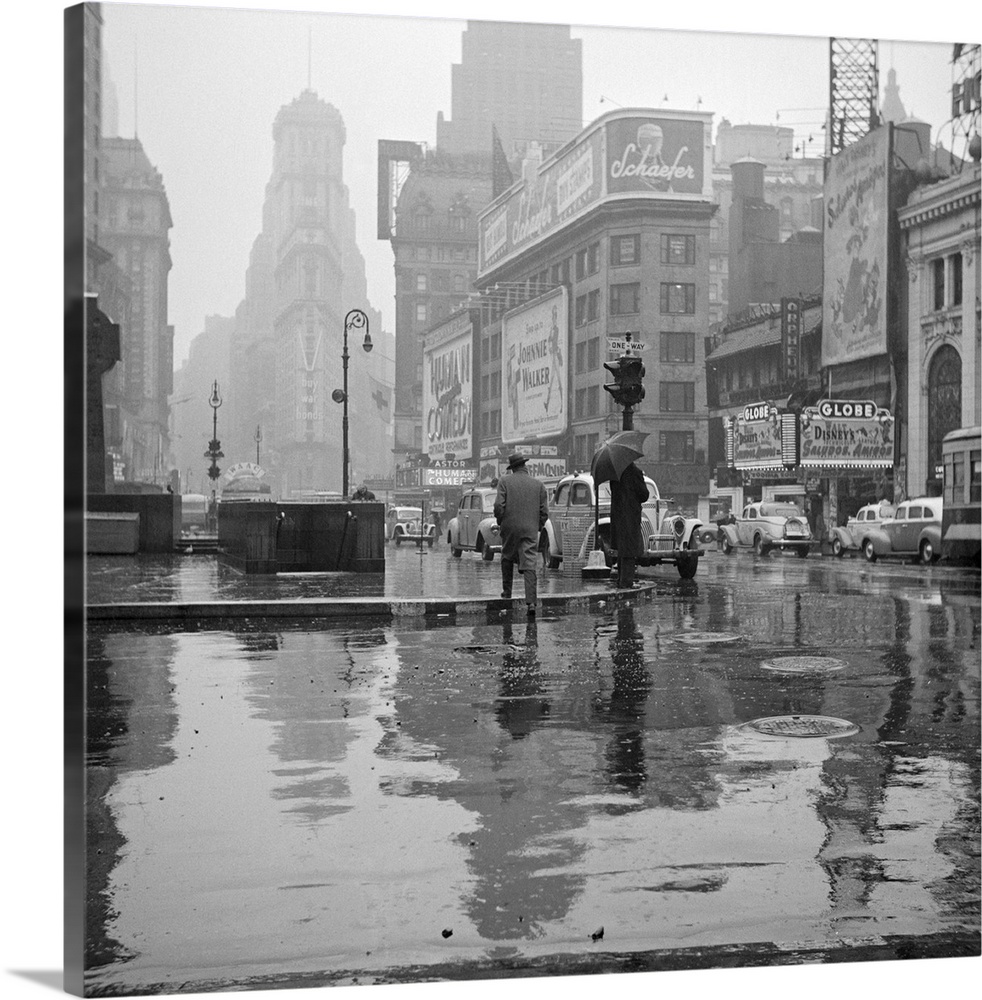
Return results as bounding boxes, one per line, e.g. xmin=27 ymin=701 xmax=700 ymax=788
xmin=98 ymin=2 xmax=965 ymax=369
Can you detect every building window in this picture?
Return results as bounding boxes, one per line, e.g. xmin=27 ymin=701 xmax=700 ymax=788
xmin=659 ymin=381 xmax=695 ymax=412
xmin=416 ymin=303 xmax=427 ymax=324
xmin=586 ymin=384 xmax=599 ymax=416
xmin=481 ymin=337 xmax=490 ymax=363
xmin=490 ymin=331 xmax=500 ymax=358
xmin=453 ymin=273 xmax=466 ymax=293
xmin=951 ymin=252 xmax=963 ymax=306
xmin=481 ymin=374 xmax=490 ymax=401
xmin=611 ymin=234 xmax=640 ymax=266
xmin=587 ymin=337 xmax=599 ymax=370
xmin=587 ymin=289 xmax=600 ymax=322
xmin=416 ymin=273 xmax=427 ymax=292
xmin=928 ymin=345 xmax=962 ymax=482
xmin=933 ymin=258 xmax=945 ymax=311
xmin=575 ymin=386 xmax=587 ymax=418
xmin=660 ymin=282 xmax=696 ymax=314
xmin=660 ymin=431 xmax=694 ymax=463
xmin=610 ymin=283 xmax=640 ymax=315
xmin=661 ymin=234 xmax=695 ymax=265
xmin=575 ymin=341 xmax=586 ymax=374
xmin=575 ymin=294 xmax=587 ymax=327
xmin=575 ymin=241 xmax=600 ymax=279
xmin=490 ymin=371 xmax=500 ymax=398
xmin=660 ymin=332 xmax=695 ymax=364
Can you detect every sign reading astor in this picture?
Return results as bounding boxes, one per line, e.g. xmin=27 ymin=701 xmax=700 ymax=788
xmin=502 ymin=287 xmax=568 ymax=444
xmin=606 ymin=116 xmax=705 ymax=197
xmin=422 ymin=312 xmax=474 ymax=461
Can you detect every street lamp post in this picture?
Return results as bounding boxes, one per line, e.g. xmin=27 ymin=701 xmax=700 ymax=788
xmin=332 ymin=309 xmax=373 ymax=498
xmin=254 ymin=424 xmax=262 ymax=466
xmin=204 ymin=380 xmax=224 ymax=482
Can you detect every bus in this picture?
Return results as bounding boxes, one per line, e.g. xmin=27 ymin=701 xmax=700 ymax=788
xmin=941 ymin=425 xmax=981 ymax=565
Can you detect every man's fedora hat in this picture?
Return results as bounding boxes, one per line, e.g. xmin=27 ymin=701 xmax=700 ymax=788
xmin=506 ymin=453 xmax=528 ymax=470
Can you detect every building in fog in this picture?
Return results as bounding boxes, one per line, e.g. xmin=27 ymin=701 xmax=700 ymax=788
xmin=226 ymin=90 xmax=392 ymax=498
xmin=379 ymin=20 xmax=583 ymax=462
xmin=436 ymin=20 xmax=582 ymax=159
xmin=473 ymin=108 xmax=716 ymax=513
xmin=99 ymin=136 xmax=174 ymax=488
xmin=709 ymin=121 xmax=824 ymax=325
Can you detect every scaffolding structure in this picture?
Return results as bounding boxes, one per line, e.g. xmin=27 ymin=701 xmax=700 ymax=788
xmin=828 ymin=38 xmax=880 ymax=157
xmin=948 ymin=43 xmax=981 ymax=172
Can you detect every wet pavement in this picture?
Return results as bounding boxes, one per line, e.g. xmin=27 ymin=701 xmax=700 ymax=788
xmin=84 ymin=550 xmax=981 ymax=994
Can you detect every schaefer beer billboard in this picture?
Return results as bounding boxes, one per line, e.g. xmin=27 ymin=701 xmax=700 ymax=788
xmin=478 ymin=108 xmax=711 ymax=276
xmin=422 ymin=312 xmax=474 ymax=461
xmin=501 ymin=287 xmax=568 ymax=445
xmin=823 ymin=126 xmax=889 ymax=366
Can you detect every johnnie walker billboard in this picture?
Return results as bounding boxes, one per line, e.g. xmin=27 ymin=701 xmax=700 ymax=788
xmin=479 ymin=108 xmax=712 ymax=275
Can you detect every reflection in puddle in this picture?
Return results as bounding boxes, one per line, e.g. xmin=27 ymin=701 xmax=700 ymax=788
xmin=84 ymin=574 xmax=980 ymax=992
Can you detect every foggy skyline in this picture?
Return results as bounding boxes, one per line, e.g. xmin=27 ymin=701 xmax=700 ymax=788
xmin=97 ymin=2 xmax=968 ymax=371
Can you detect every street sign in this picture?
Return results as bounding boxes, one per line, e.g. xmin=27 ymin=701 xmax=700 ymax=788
xmin=606 ymin=338 xmax=647 ymax=352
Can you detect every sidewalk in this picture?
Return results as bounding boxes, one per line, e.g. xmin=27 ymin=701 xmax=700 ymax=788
xmin=86 ymin=543 xmax=653 ymax=621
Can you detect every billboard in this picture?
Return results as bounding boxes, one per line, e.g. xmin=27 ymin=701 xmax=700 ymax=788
xmin=478 ymin=109 xmax=711 ymax=275
xmin=799 ymin=400 xmax=894 ymax=468
xmin=823 ymin=126 xmax=889 ymax=366
xmin=501 ymin=287 xmax=568 ymax=444
xmin=731 ymin=404 xmax=785 ymax=470
xmin=422 ymin=313 xmax=473 ymax=461
xmin=605 ymin=115 xmax=706 ymax=198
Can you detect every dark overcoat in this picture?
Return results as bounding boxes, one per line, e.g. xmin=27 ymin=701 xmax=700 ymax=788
xmin=609 ymin=462 xmax=648 ymax=558
xmin=493 ymin=468 xmax=549 ymax=562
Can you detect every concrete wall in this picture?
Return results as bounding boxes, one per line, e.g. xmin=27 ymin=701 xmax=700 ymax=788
xmin=86 ymin=494 xmax=178 ymax=552
xmin=274 ymin=501 xmax=385 ymax=573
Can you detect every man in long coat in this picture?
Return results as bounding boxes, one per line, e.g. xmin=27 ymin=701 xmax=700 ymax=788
xmin=609 ymin=461 xmax=648 ymax=588
xmin=494 ymin=453 xmax=549 ymax=615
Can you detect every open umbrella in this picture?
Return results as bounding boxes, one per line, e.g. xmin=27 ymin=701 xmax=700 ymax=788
xmin=590 ymin=430 xmax=649 ymax=485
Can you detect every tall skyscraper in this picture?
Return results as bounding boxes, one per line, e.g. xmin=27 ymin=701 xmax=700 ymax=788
xmin=437 ymin=20 xmax=582 ymax=159
xmin=380 ymin=20 xmax=583 ymax=459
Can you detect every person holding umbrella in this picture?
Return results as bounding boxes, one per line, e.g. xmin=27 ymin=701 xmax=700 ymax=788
xmin=494 ymin=453 xmax=549 ymax=615
xmin=591 ymin=431 xmax=649 ymax=589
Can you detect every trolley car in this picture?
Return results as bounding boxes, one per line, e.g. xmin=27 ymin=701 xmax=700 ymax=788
xmin=941 ymin=425 xmax=981 ymax=565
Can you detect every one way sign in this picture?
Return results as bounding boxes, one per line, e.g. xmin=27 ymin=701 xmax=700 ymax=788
xmin=606 ymin=338 xmax=647 ymax=352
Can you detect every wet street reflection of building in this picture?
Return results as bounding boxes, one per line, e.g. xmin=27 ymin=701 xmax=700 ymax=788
xmin=84 ymin=561 xmax=980 ymax=993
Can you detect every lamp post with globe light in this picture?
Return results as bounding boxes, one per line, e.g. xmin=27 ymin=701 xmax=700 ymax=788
xmin=332 ymin=309 xmax=373 ymax=497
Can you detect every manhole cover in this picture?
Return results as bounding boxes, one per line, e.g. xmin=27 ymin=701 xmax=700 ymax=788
xmin=760 ymin=656 xmax=846 ymax=674
xmin=674 ymin=632 xmax=742 ymax=644
xmin=745 ymin=715 xmax=859 ymax=738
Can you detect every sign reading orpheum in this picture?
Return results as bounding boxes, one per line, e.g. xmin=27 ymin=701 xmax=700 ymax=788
xmin=422 ymin=312 xmax=473 ymax=461
xmin=478 ymin=108 xmax=712 ymax=276
xmin=501 ymin=287 xmax=568 ymax=444
xmin=823 ymin=125 xmax=889 ymax=366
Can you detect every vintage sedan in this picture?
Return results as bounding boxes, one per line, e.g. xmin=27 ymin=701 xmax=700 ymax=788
xmin=862 ymin=497 xmax=943 ymax=564
xmin=720 ymin=501 xmax=816 ymax=557
xmin=540 ymin=472 xmax=703 ymax=578
xmin=829 ymin=500 xmax=896 ymax=557
xmin=447 ymin=486 xmax=501 ymax=560
xmin=385 ymin=506 xmax=436 ymax=546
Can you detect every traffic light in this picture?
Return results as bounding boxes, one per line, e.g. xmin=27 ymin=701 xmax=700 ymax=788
xmin=603 ymin=354 xmax=646 ymax=407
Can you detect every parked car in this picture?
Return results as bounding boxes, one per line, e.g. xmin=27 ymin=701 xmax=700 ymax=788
xmin=829 ymin=500 xmax=896 ymax=557
xmin=446 ymin=487 xmax=501 ymax=560
xmin=385 ymin=506 xmax=436 ymax=546
xmin=861 ymin=497 xmax=943 ymax=564
xmin=719 ymin=501 xmax=816 ymax=557
xmin=540 ymin=472 xmax=703 ymax=579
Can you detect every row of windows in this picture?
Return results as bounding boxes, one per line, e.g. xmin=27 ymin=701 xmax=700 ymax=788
xmin=412 ymin=272 xmax=469 ymax=293
xmin=574 ymin=282 xmax=698 ymax=321
xmin=580 ymin=234 xmax=697 ymax=273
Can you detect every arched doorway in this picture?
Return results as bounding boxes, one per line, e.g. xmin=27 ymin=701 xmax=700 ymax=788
xmin=927 ymin=345 xmax=961 ymax=493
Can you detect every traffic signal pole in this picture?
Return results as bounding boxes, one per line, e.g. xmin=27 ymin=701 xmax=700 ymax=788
xmin=602 ymin=332 xmax=645 ymax=432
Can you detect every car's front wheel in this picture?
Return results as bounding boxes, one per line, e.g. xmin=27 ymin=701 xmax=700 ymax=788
xmin=480 ymin=536 xmax=494 ymax=561
xmin=863 ymin=539 xmax=877 ymax=562
xmin=677 ymin=551 xmax=698 ymax=579
xmin=722 ymin=536 xmax=734 ymax=555
xmin=919 ymin=538 xmax=935 ymax=564
xmin=394 ymin=533 xmax=402 ymax=546
xmin=795 ymin=547 xmax=809 ymax=558
xmin=753 ymin=535 xmax=768 ymax=557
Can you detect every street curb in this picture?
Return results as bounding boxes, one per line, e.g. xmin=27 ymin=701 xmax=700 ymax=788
xmin=86 ymin=582 xmax=656 ymax=622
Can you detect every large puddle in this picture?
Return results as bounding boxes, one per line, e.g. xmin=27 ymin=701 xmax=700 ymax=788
xmin=84 ymin=570 xmax=981 ymax=993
